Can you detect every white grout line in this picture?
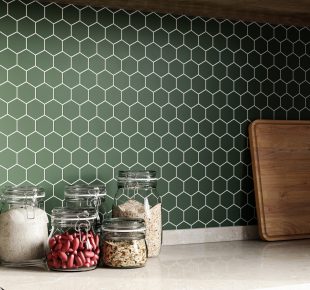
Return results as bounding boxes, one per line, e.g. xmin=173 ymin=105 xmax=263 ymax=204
xmin=162 ymin=225 xmax=259 ymax=245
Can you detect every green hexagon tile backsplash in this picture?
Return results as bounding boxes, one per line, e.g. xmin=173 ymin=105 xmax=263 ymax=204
xmin=0 ymin=0 xmax=310 ymax=229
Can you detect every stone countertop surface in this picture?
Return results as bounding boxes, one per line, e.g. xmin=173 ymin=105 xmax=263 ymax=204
xmin=1 ymin=240 xmax=310 ymax=290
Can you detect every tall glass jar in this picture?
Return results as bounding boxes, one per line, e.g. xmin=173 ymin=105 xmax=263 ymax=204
xmin=64 ymin=183 xmax=105 ymax=217
xmin=47 ymin=207 xmax=100 ymax=271
xmin=102 ymin=218 xmax=147 ymax=268
xmin=0 ymin=186 xmax=48 ymax=268
xmin=112 ymin=170 xmax=162 ymax=257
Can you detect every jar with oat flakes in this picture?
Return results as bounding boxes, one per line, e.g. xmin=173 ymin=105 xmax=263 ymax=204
xmin=112 ymin=170 xmax=162 ymax=257
xmin=102 ymin=218 xmax=147 ymax=268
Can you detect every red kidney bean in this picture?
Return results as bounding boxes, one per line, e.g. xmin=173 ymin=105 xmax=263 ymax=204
xmin=95 ymin=235 xmax=99 ymax=248
xmin=67 ymin=254 xmax=74 ymax=268
xmin=78 ymin=251 xmax=86 ymax=264
xmin=72 ymin=238 xmax=79 ymax=251
xmin=75 ymin=255 xmax=83 ymax=267
xmin=95 ymin=247 xmax=100 ymax=255
xmin=66 ymin=235 xmax=74 ymax=241
xmin=58 ymin=251 xmax=68 ymax=262
xmin=49 ymin=238 xmax=56 ymax=249
xmin=84 ymin=262 xmax=90 ymax=268
xmin=84 ymin=251 xmax=95 ymax=258
xmin=90 ymin=237 xmax=96 ymax=249
xmin=62 ymin=240 xmax=70 ymax=252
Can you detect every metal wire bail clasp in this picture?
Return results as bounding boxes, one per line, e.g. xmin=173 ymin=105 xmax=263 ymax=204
xmin=75 ymin=210 xmax=91 ymax=248
xmin=25 ymin=187 xmax=38 ymax=219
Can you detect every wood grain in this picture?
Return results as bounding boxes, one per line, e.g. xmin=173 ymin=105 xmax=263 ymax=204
xmin=249 ymin=120 xmax=310 ymax=241
xmin=39 ymin=0 xmax=310 ymax=27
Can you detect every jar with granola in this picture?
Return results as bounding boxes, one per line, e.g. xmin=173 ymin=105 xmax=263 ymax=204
xmin=102 ymin=218 xmax=147 ymax=268
xmin=112 ymin=170 xmax=162 ymax=257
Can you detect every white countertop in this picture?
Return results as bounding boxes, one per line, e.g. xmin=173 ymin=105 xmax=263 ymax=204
xmin=1 ymin=240 xmax=310 ymax=290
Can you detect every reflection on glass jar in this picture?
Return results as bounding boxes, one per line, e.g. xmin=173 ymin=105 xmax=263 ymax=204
xmin=102 ymin=218 xmax=147 ymax=268
xmin=112 ymin=171 xmax=162 ymax=257
xmin=47 ymin=207 xmax=100 ymax=271
xmin=64 ymin=183 xmax=106 ymax=216
xmin=0 ymin=186 xmax=48 ymax=268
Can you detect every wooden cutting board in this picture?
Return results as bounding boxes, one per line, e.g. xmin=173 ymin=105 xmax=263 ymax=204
xmin=249 ymin=120 xmax=310 ymax=241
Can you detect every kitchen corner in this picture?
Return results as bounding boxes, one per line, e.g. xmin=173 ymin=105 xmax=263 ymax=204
xmin=2 ymin=0 xmax=310 ymax=289
xmin=2 ymin=239 xmax=310 ymax=290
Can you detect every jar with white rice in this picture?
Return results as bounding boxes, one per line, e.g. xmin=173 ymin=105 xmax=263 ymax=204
xmin=0 ymin=186 xmax=48 ymax=268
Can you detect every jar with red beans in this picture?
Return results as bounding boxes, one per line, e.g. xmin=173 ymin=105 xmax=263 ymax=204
xmin=47 ymin=207 xmax=100 ymax=271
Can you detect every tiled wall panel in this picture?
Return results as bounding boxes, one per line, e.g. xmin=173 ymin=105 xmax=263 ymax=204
xmin=0 ymin=0 xmax=310 ymax=229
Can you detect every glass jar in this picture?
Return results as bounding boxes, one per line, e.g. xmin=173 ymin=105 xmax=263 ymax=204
xmin=102 ymin=218 xmax=147 ymax=268
xmin=0 ymin=186 xmax=48 ymax=268
xmin=64 ymin=183 xmax=106 ymax=216
xmin=47 ymin=207 xmax=100 ymax=272
xmin=112 ymin=170 xmax=162 ymax=257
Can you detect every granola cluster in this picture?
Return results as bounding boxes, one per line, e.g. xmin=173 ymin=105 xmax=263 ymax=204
xmin=103 ymin=239 xmax=147 ymax=268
